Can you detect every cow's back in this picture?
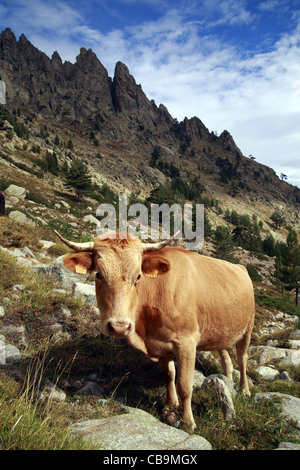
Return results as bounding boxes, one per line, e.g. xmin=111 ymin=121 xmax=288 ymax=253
xmin=139 ymin=247 xmax=255 ymax=351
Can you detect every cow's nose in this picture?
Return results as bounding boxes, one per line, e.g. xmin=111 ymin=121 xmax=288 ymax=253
xmin=108 ymin=321 xmax=132 ymax=337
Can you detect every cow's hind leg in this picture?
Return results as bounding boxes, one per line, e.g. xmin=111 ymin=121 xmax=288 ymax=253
xmin=159 ymin=356 xmax=179 ymax=425
xmin=218 ymin=348 xmax=233 ymax=380
xmin=236 ymin=330 xmax=251 ymax=396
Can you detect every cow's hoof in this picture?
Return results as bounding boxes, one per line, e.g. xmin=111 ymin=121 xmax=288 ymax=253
xmin=180 ymin=419 xmax=196 ymax=434
xmin=162 ymin=406 xmax=179 ymax=426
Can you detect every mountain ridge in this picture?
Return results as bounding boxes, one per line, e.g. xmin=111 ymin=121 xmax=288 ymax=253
xmin=0 ymin=27 xmax=300 ymax=240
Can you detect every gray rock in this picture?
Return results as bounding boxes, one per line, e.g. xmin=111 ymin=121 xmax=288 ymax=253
xmin=20 ymin=246 xmax=36 ymax=259
xmin=0 ymin=339 xmax=5 ymax=365
xmin=285 ymin=339 xmax=300 ymax=349
xmin=202 ymin=374 xmax=238 ymax=397
xmin=255 ymin=366 xmax=280 ymax=381
xmin=70 ymin=406 xmax=212 ymax=450
xmin=278 ymin=371 xmax=293 ymax=382
xmin=39 ymin=240 xmax=55 ymax=249
xmin=255 ymin=393 xmax=300 ymax=434
xmin=39 ymin=381 xmax=67 ymax=403
xmin=13 ymin=284 xmax=25 ymax=292
xmin=193 ymin=369 xmax=206 ymax=389
xmin=275 ymin=442 xmax=300 ymax=450
xmin=5 ymin=184 xmax=27 ymax=199
xmin=5 ymin=344 xmax=22 ymax=364
xmin=201 ymin=375 xmax=236 ymax=420
xmin=249 ymin=345 xmax=300 ymax=367
xmin=72 ymin=282 xmax=96 ymax=304
xmin=82 ymin=214 xmax=100 ymax=225
xmin=32 ymin=256 xmax=92 ymax=291
xmin=76 ymin=381 xmax=105 ymax=397
xmin=289 ymin=330 xmax=300 ymax=340
xmin=279 ymin=350 xmax=300 ymax=367
xmin=8 ymin=210 xmax=36 ymax=226
xmin=0 ymin=324 xmax=27 ymax=348
xmin=0 ymin=306 xmax=5 ymax=318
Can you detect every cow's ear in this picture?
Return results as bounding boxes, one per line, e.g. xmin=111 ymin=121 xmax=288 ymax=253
xmin=63 ymin=252 xmax=94 ymax=274
xmin=142 ymin=255 xmax=171 ymax=278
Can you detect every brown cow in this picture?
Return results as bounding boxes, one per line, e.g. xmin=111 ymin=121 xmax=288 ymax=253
xmin=55 ymin=230 xmax=255 ymax=432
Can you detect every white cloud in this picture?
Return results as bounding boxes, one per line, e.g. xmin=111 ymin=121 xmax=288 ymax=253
xmin=258 ymin=0 xmax=280 ymax=12
xmin=1 ymin=0 xmax=82 ymax=33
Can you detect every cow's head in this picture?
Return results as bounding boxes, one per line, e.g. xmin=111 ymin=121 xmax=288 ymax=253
xmin=55 ymin=230 xmax=174 ymax=338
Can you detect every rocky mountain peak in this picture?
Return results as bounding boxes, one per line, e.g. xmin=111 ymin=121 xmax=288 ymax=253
xmin=76 ymin=47 xmax=108 ymax=75
xmin=0 ymin=27 xmax=300 ymax=209
xmin=51 ymin=51 xmax=63 ymax=70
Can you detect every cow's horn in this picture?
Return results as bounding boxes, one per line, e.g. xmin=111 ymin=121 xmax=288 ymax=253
xmin=54 ymin=230 xmax=95 ymax=251
xmin=142 ymin=231 xmax=180 ymax=252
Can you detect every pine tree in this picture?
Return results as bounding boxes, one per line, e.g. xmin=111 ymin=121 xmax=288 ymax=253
xmin=275 ymin=229 xmax=300 ymax=306
xmin=64 ymin=158 xmax=92 ymax=199
xmin=213 ymin=225 xmax=239 ymax=263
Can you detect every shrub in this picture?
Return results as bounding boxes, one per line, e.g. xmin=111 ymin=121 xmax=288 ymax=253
xmin=246 ymin=265 xmax=262 ymax=281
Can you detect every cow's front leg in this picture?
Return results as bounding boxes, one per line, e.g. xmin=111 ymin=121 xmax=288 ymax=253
xmin=159 ymin=356 xmax=179 ymax=425
xmin=175 ymin=338 xmax=196 ymax=432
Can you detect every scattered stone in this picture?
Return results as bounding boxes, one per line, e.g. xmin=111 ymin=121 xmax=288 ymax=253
xmin=285 ymin=339 xmax=300 ymax=349
xmin=70 ymin=406 xmax=212 ymax=450
xmin=39 ymin=381 xmax=67 ymax=403
xmin=255 ymin=366 xmax=280 ymax=381
xmin=35 ymin=216 xmax=48 ymax=226
xmin=0 ymin=306 xmax=5 ymax=318
xmin=5 ymin=184 xmax=27 ymax=199
xmin=0 ymin=339 xmax=5 ymax=365
xmin=32 ymin=256 xmax=90 ymax=291
xmin=8 ymin=210 xmax=36 ymax=226
xmin=255 ymin=393 xmax=300 ymax=435
xmin=13 ymin=284 xmax=25 ymax=292
xmin=278 ymin=371 xmax=293 ymax=382
xmin=39 ymin=240 xmax=55 ymax=249
xmin=202 ymin=373 xmax=238 ymax=397
xmin=5 ymin=344 xmax=22 ymax=364
xmin=193 ymin=369 xmax=206 ymax=389
xmin=249 ymin=345 xmax=300 ymax=367
xmin=275 ymin=442 xmax=300 ymax=450
xmin=76 ymin=381 xmax=105 ymax=397
xmin=201 ymin=375 xmax=236 ymax=420
xmin=20 ymin=246 xmax=36 ymax=258
xmin=72 ymin=282 xmax=96 ymax=304
xmin=53 ymin=288 xmax=67 ymax=295
xmin=52 ymin=304 xmax=71 ymax=320
xmin=0 ymin=323 xmax=27 ymax=348
xmin=82 ymin=214 xmax=99 ymax=225
xmin=289 ymin=330 xmax=300 ymax=340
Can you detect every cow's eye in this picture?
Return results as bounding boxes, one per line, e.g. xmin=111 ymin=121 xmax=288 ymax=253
xmin=134 ymin=273 xmax=142 ymax=286
xmin=96 ymin=271 xmax=103 ymax=282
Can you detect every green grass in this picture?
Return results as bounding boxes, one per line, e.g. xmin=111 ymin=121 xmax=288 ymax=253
xmin=0 ymin=371 xmax=93 ymax=450
xmin=256 ymin=291 xmax=300 ymax=317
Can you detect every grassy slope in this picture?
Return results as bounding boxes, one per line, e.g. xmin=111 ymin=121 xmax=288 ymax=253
xmin=0 ymin=218 xmax=300 ymax=450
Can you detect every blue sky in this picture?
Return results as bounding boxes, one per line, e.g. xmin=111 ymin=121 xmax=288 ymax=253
xmin=1 ymin=0 xmax=300 ymax=187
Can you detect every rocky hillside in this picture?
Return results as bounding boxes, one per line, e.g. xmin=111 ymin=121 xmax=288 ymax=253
xmin=1 ymin=26 xmax=300 ymax=240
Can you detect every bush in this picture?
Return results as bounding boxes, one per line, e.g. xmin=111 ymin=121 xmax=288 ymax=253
xmin=246 ymin=265 xmax=262 ymax=281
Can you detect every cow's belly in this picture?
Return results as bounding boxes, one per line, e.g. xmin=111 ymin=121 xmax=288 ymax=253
xmin=197 ymin=326 xmax=247 ymax=351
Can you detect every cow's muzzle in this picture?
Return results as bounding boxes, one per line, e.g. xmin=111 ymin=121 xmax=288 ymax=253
xmin=107 ymin=320 xmax=133 ymax=337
